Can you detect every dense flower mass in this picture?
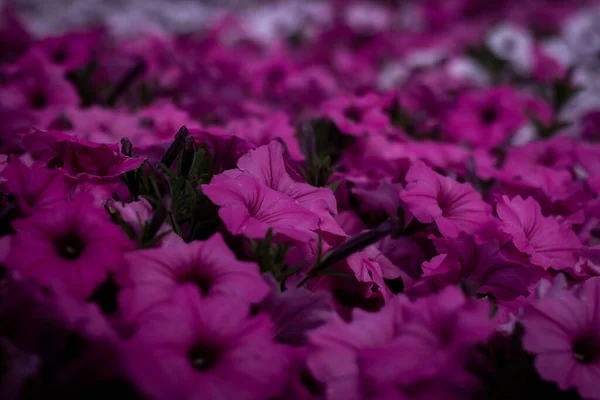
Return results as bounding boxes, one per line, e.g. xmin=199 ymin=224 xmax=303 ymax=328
xmin=3 ymin=1 xmax=600 ymax=399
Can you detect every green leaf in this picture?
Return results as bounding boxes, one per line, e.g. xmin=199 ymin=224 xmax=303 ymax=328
xmin=466 ymin=44 xmax=508 ymax=81
xmin=327 ymin=180 xmax=341 ymax=192
xmin=551 ymin=67 xmax=582 ymax=113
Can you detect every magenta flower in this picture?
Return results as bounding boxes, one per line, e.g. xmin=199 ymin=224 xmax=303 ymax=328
xmin=1 ymin=158 xmax=67 ymax=214
xmin=497 ymin=195 xmax=582 ymax=270
xmin=189 ymin=128 xmax=256 ymax=174
xmin=574 ymin=143 xmax=600 ymax=196
xmin=307 ymin=301 xmax=398 ymax=400
xmin=359 ymin=287 xmax=494 ymax=398
xmin=137 ymin=103 xmax=201 ymax=141
xmin=259 ymin=275 xmax=332 ymax=346
xmin=108 ymin=198 xmax=183 ymax=248
xmin=282 ymin=66 xmax=338 ymax=112
xmin=33 ymin=29 xmax=101 ymax=72
xmin=410 ymin=233 xmax=532 ymax=301
xmin=5 ymin=194 xmax=135 ymax=299
xmin=307 ymin=288 xmax=494 ymax=400
xmin=118 ymin=233 xmax=269 ymax=322
xmin=441 ymin=86 xmax=550 ymax=149
xmin=1 ymin=49 xmax=79 ymax=112
xmin=38 ymin=106 xmax=153 ymax=145
xmin=441 ymin=87 xmax=523 ymax=149
xmin=224 ymin=113 xmax=304 ymax=160
xmin=352 ymin=179 xmax=404 ymax=217
xmin=202 ymin=174 xmax=320 ymax=242
xmin=400 ymin=161 xmax=492 ymax=237
xmin=375 ymin=235 xmax=425 ymax=283
xmin=521 ymin=277 xmax=600 ymax=399
xmin=0 ymin=48 xmax=78 ymax=147
xmin=581 ymin=110 xmax=600 ymax=141
xmin=22 ymin=129 xmax=144 ymax=180
xmin=231 ymin=141 xmax=346 ymax=240
xmin=490 ymin=165 xmax=590 ymax=219
xmin=320 ymin=93 xmax=390 ymax=137
xmin=502 ymin=136 xmax=575 ymax=175
xmin=126 ymin=287 xmax=290 ymax=400
xmin=346 ymin=247 xmax=397 ymax=301
xmin=0 ymin=6 xmax=31 ymax=64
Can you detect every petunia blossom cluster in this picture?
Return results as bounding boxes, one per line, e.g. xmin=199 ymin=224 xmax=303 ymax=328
xmin=3 ymin=1 xmax=600 ymax=399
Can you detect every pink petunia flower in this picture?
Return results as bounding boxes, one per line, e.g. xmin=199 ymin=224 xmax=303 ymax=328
xmin=580 ymin=110 xmax=600 ymax=141
xmin=320 ymin=93 xmax=390 ymax=137
xmin=282 ymin=66 xmax=338 ymax=113
xmin=259 ymin=275 xmax=332 ymax=346
xmin=521 ymin=277 xmax=600 ymax=399
xmin=118 ymin=233 xmax=269 ymax=323
xmin=202 ymin=173 xmax=320 ymax=242
xmin=189 ymin=128 xmax=256 ymax=174
xmin=441 ymin=86 xmax=551 ymax=150
xmin=32 ymin=29 xmax=102 ymax=73
xmin=351 ymin=179 xmax=404 ymax=217
xmin=346 ymin=247 xmax=398 ymax=301
xmin=1 ymin=158 xmax=68 ymax=214
xmin=375 ymin=234 xmax=425 ymax=284
xmin=37 ymin=106 xmax=153 ymax=145
xmin=22 ymin=129 xmax=145 ymax=180
xmin=410 ymin=233 xmax=532 ymax=301
xmin=490 ymin=165 xmax=590 ymax=219
xmin=1 ymin=49 xmax=79 ymax=112
xmin=229 ymin=141 xmax=346 ymax=240
xmin=137 ymin=103 xmax=202 ymax=141
xmin=224 ymin=113 xmax=304 ymax=160
xmin=359 ymin=287 xmax=494 ymax=398
xmin=307 ymin=299 xmax=398 ymax=400
xmin=574 ymin=143 xmax=600 ymax=196
xmin=497 ymin=195 xmax=582 ymax=270
xmin=400 ymin=161 xmax=492 ymax=237
xmin=307 ymin=287 xmax=494 ymax=400
xmin=0 ymin=48 xmax=78 ymax=148
xmin=107 ymin=197 xmax=183 ymax=248
xmin=5 ymin=194 xmax=135 ymax=299
xmin=502 ymin=136 xmax=575 ymax=175
xmin=126 ymin=287 xmax=290 ymax=400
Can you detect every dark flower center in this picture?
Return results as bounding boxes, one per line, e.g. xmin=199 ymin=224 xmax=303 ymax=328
xmin=300 ymin=368 xmax=325 ymax=396
xmin=344 ymin=106 xmax=362 ymax=123
xmin=572 ymin=333 xmax=600 ymax=364
xmin=179 ymin=273 xmax=212 ymax=296
xmin=48 ymin=114 xmax=74 ymax=131
xmin=437 ymin=194 xmax=453 ymax=215
xmin=188 ymin=342 xmax=221 ymax=371
xmin=54 ymin=233 xmax=85 ymax=260
xmin=481 ymin=106 xmax=498 ymax=125
xmin=87 ymin=274 xmax=120 ymax=315
xmin=30 ymin=89 xmax=48 ymax=109
xmin=53 ymin=48 xmax=67 ymax=64
xmin=333 ymin=288 xmax=383 ymax=312
xmin=248 ymin=303 xmax=261 ymax=317
xmin=384 ymin=277 xmax=404 ymax=294
xmin=58 ymin=332 xmax=87 ymax=366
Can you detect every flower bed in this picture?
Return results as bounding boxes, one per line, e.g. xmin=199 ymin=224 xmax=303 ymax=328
xmin=1 ymin=1 xmax=600 ymax=399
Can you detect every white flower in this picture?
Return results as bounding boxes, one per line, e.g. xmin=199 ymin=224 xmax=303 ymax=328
xmin=344 ymin=2 xmax=390 ymax=33
xmin=377 ymin=62 xmax=409 ymax=91
xmin=486 ymin=22 xmax=534 ymax=75
xmin=563 ymin=9 xmax=600 ymax=67
xmin=446 ymin=57 xmax=490 ymax=86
